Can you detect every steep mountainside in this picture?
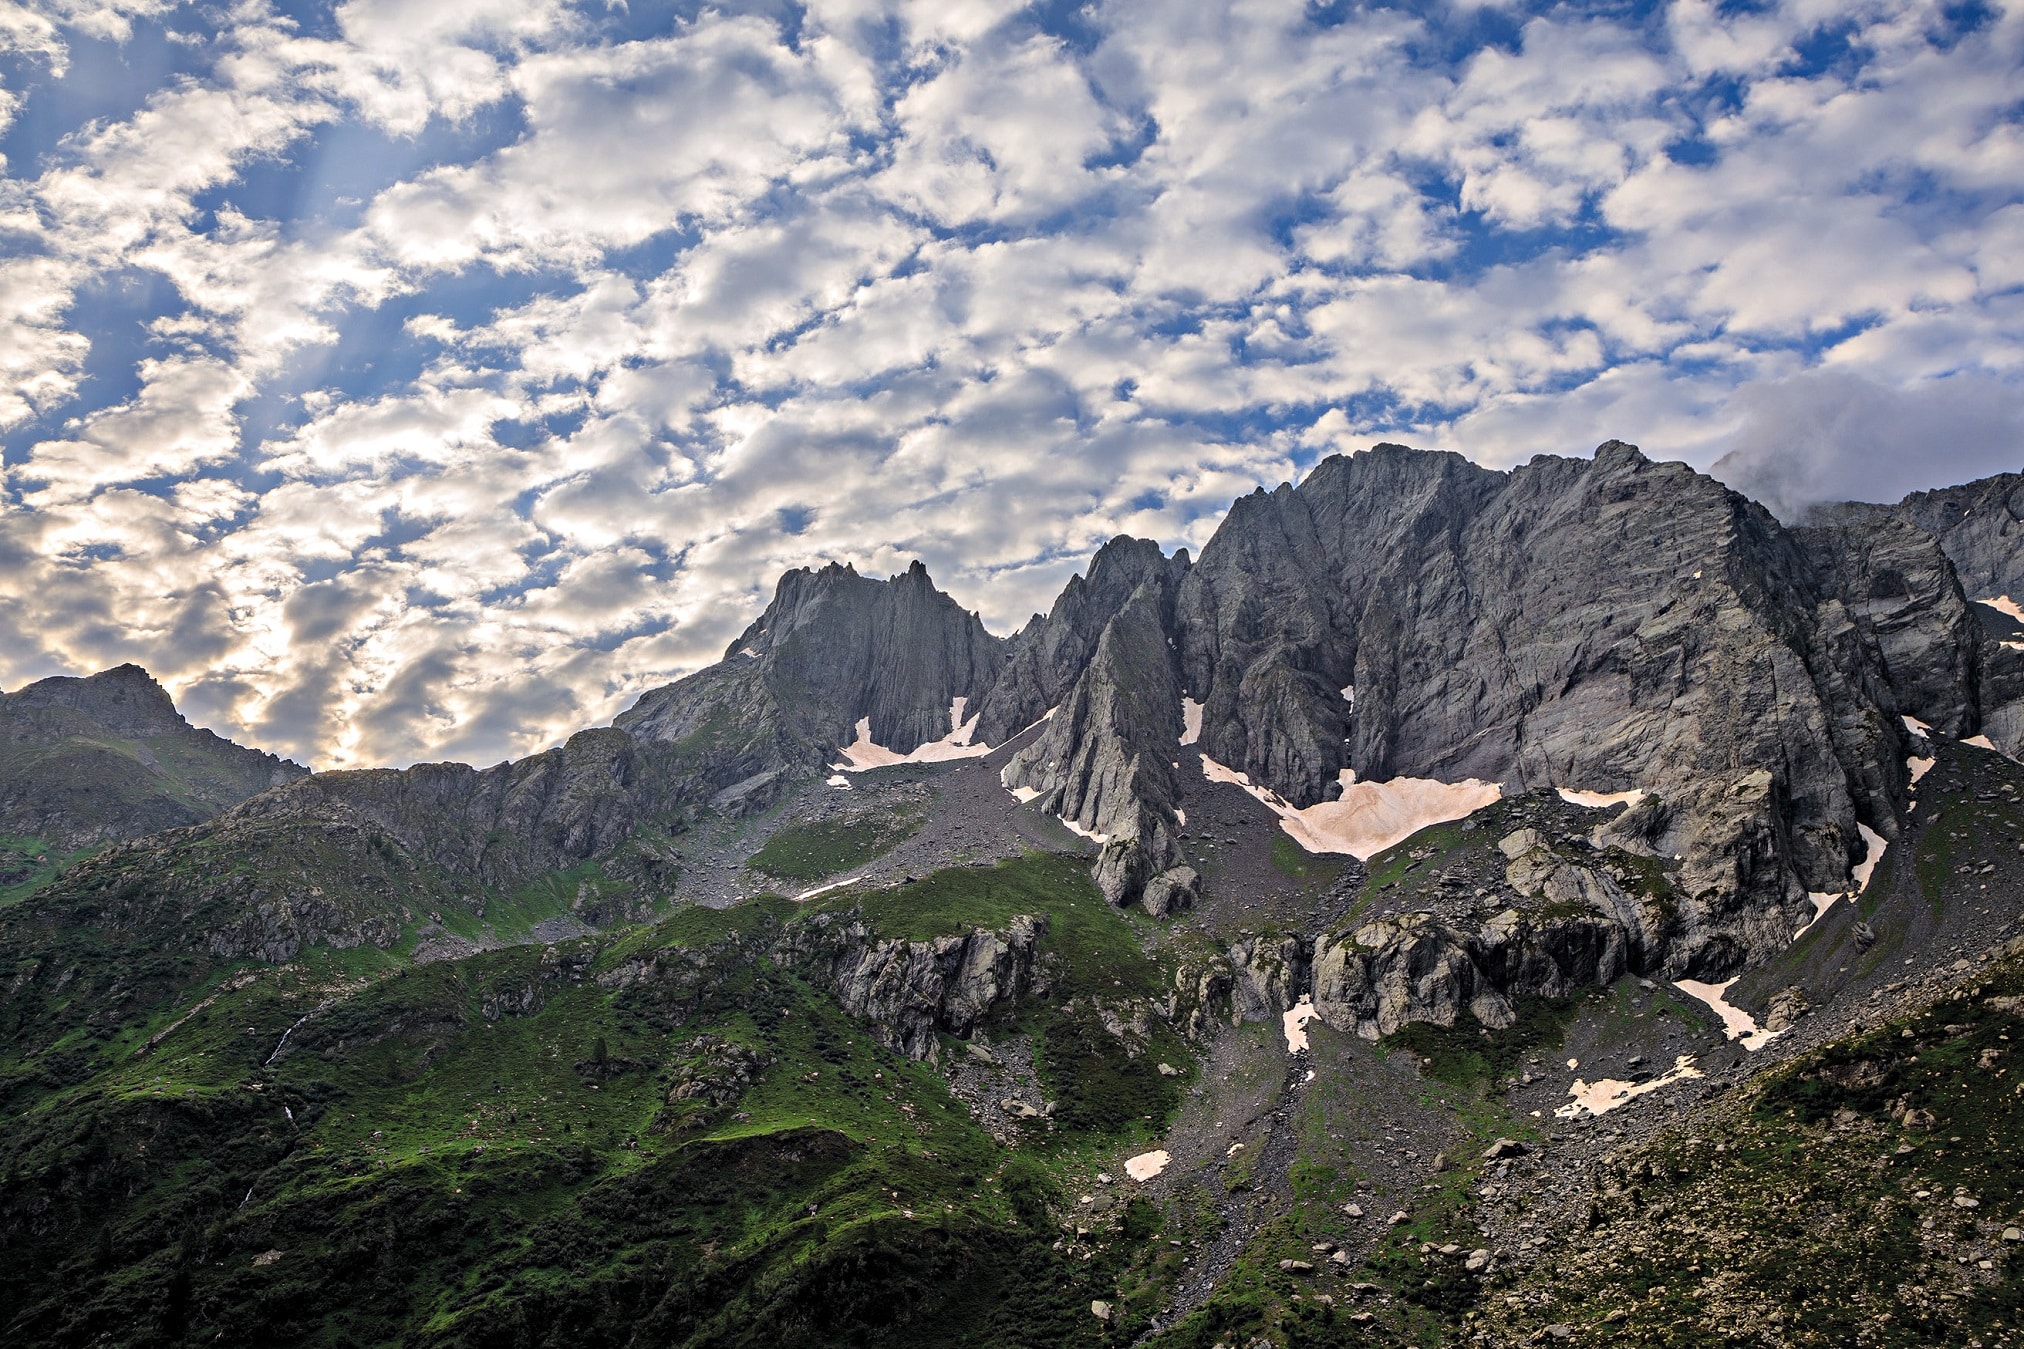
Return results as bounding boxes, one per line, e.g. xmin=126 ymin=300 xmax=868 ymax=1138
xmin=4 ymin=445 xmax=2024 ymax=1349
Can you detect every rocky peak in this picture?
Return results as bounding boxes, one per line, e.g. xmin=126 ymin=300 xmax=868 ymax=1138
xmin=972 ymin=535 xmax=1185 ymax=745
xmin=4 ymin=663 xmax=188 ymax=740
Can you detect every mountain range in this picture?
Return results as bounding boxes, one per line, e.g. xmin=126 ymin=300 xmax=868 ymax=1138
xmin=3 ymin=443 xmax=2022 ymax=1348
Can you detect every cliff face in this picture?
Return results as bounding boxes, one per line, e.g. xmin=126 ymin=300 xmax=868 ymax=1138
xmin=1856 ymin=471 xmax=2024 ymax=603
xmin=620 ymin=559 xmax=1002 ymax=763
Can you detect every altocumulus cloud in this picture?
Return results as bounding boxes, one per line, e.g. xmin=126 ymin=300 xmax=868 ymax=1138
xmin=0 ymin=0 xmax=2019 ymax=769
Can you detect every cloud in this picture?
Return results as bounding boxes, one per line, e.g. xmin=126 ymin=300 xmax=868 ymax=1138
xmin=1708 ymin=369 xmax=2024 ymax=520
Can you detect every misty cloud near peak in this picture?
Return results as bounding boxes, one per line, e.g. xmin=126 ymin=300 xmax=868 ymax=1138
xmin=1708 ymin=371 xmax=2024 ymax=522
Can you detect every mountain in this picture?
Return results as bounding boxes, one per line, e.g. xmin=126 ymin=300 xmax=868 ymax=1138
xmin=3 ymin=443 xmax=2023 ymax=1349
xmin=0 ymin=664 xmax=305 ymax=904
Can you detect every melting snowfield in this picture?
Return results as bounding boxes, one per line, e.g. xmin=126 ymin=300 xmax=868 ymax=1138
xmin=1180 ymin=697 xmax=1204 ymax=746
xmin=1200 ymin=758 xmax=1501 ymax=860
xmin=1554 ymin=1055 xmax=1705 ymax=1119
xmin=1556 ymin=787 xmax=1646 ymax=809
xmin=1125 ymin=1149 xmax=1171 ymax=1182
xmin=1675 ymin=978 xmax=1778 ymax=1051
xmin=1056 ymin=816 xmax=1112 ymax=845
xmin=1979 ymin=595 xmax=2024 ymax=625
xmin=834 ymin=697 xmax=992 ymax=771
xmin=1852 ymin=822 xmax=1888 ymax=893
xmin=1282 ymin=995 xmax=1318 ymax=1053
xmin=794 ymin=877 xmax=863 ymax=902
xmin=1795 ymin=891 xmax=1840 ymax=941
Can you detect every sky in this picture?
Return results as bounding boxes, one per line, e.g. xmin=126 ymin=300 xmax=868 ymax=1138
xmin=0 ymin=0 xmax=2020 ymax=771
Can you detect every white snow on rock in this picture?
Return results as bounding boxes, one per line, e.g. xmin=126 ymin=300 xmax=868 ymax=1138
xmin=827 ymin=774 xmax=852 ymax=789
xmin=1057 ymin=816 xmax=1112 ymax=845
xmin=1853 ymin=822 xmax=1887 ymax=893
xmin=794 ymin=876 xmax=863 ymax=902
xmin=1556 ymin=787 xmax=1646 ymax=809
xmin=1124 ymin=1150 xmax=1171 ymax=1182
xmin=834 ymin=699 xmax=992 ymax=771
xmin=738 ymin=646 xmax=761 ymax=659
xmin=1965 ymin=733 xmax=2002 ymax=752
xmin=1903 ymin=714 xmax=1933 ymax=735
xmin=1180 ymin=697 xmax=1204 ymax=746
xmin=1340 ymin=684 xmax=1356 ymax=708
xmin=1175 ymin=808 xmax=1187 ymax=826
xmin=1199 ymin=758 xmax=1500 ymax=860
xmin=1674 ymin=978 xmax=1778 ymax=1051
xmin=1554 ymin=1055 xmax=1704 ymax=1119
xmin=1909 ymin=756 xmax=1936 ymax=785
xmin=1006 ymin=783 xmax=1041 ymax=803
xmin=1979 ymin=595 xmax=2024 ymax=625
xmin=1282 ymin=995 xmax=1318 ymax=1053
xmin=1795 ymin=891 xmax=1840 ymax=942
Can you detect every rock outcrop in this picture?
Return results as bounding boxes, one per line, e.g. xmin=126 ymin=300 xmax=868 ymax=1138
xmin=779 ymin=911 xmax=1048 ymax=1059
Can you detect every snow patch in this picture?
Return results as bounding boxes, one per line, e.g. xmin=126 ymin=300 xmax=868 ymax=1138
xmin=1964 ymin=733 xmax=2001 ymax=752
xmin=1674 ymin=978 xmax=1778 ymax=1051
xmin=1057 ymin=816 xmax=1112 ymax=845
xmin=1340 ymin=684 xmax=1356 ymax=708
xmin=1909 ymin=756 xmax=1935 ymax=785
xmin=1124 ymin=1150 xmax=1171 ymax=1182
xmin=738 ymin=646 xmax=761 ymax=659
xmin=1557 ymin=787 xmax=1646 ymax=809
xmin=834 ymin=701 xmax=992 ymax=771
xmin=1282 ymin=995 xmax=1318 ymax=1053
xmin=827 ymin=774 xmax=852 ymax=789
xmin=2005 ymin=641 xmax=2024 ymax=653
xmin=1852 ymin=822 xmax=1887 ymax=894
xmin=1200 ymin=758 xmax=1500 ymax=860
xmin=1007 ymin=784 xmax=1041 ymax=804
xmin=1978 ymin=595 xmax=2024 ymax=625
xmin=1795 ymin=891 xmax=1839 ymax=942
xmin=1902 ymin=714 xmax=1933 ymax=736
xmin=794 ymin=877 xmax=863 ymax=902
xmin=1180 ymin=697 xmax=1204 ymax=746
xmin=1554 ymin=1055 xmax=1704 ymax=1119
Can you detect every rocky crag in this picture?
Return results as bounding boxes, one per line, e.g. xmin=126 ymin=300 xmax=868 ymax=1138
xmin=0 ymin=663 xmax=304 ymax=851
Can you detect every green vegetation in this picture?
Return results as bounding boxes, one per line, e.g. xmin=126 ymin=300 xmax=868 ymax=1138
xmin=1268 ymin=832 xmax=1343 ymax=888
xmin=747 ymin=803 xmax=928 ymax=881
xmin=0 ymin=834 xmax=91 ymax=907
xmin=1381 ymin=996 xmax=1580 ymax=1093
xmin=1478 ymin=955 xmax=2024 ymax=1348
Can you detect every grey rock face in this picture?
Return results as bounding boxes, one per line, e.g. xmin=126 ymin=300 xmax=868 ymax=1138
xmin=973 ymin=536 xmax=1181 ymax=745
xmin=1003 ymin=570 xmax=1191 ymax=903
xmin=1850 ymin=472 xmax=2024 ymax=604
xmin=1797 ymin=516 xmax=1982 ymax=737
xmin=1158 ymin=441 xmax=1912 ymax=972
xmin=780 ymin=910 xmax=1048 ymax=1059
xmin=0 ymin=664 xmax=307 ymax=850
xmin=622 ymin=559 xmax=1001 ymax=763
